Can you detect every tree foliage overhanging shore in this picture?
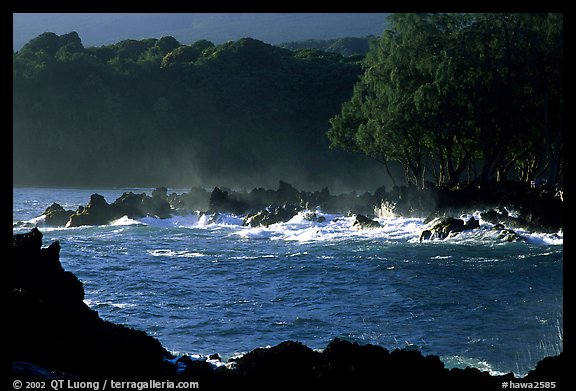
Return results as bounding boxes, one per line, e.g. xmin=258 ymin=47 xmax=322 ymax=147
xmin=328 ymin=13 xmax=563 ymax=189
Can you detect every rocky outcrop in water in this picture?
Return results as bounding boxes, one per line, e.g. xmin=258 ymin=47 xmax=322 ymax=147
xmin=37 ymin=180 xmax=562 ymax=236
xmin=352 ymin=213 xmax=381 ymax=229
xmin=480 ymin=208 xmax=538 ymax=234
xmin=208 ymin=186 xmax=247 ymax=215
xmin=425 ymin=183 xmax=563 ymax=233
xmin=491 ymin=224 xmax=527 ymax=242
xmin=42 ymin=203 xmax=75 ymax=226
xmin=244 ymin=204 xmax=300 ymax=227
xmin=168 ymin=186 xmax=210 ymax=212
xmin=65 ymin=191 xmax=173 ymax=227
xmin=418 ymin=215 xmax=529 ymax=243
xmin=67 ymin=193 xmax=119 ymax=227
xmin=419 ymin=216 xmax=479 ymax=241
xmin=112 ymin=191 xmax=173 ymax=219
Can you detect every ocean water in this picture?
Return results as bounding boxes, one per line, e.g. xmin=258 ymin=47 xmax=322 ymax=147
xmin=12 ymin=187 xmax=563 ymax=376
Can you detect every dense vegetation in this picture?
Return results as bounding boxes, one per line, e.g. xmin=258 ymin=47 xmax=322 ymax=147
xmin=13 ymin=32 xmax=383 ymax=189
xmin=279 ymin=36 xmax=376 ymax=57
xmin=328 ymin=13 xmax=563 ymax=189
xmin=14 ymin=14 xmax=562 ymax=192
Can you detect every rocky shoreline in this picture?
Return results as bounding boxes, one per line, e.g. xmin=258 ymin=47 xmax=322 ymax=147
xmin=10 ymin=226 xmax=564 ymax=389
xmin=37 ymin=181 xmax=563 ymax=240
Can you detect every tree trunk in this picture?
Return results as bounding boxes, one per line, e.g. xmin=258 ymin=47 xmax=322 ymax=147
xmin=546 ymin=129 xmax=562 ymax=188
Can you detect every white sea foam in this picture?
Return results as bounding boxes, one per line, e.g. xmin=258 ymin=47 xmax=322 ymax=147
xmin=83 ymin=298 xmax=94 ymax=307
xmin=230 ymin=254 xmax=277 ymax=260
xmin=19 ymin=206 xmax=562 ymax=249
xmin=197 ymin=213 xmax=244 ymax=227
xmin=430 ymin=255 xmax=452 ymax=260
xmin=140 ymin=213 xmax=200 ymax=228
xmin=523 ymin=230 xmax=563 ymax=246
xmin=255 ymin=214 xmax=355 ymax=243
xmin=110 ymin=216 xmax=144 ymax=226
xmin=83 ymin=298 xmax=135 ymax=309
xmin=441 ymin=355 xmax=509 ymax=376
xmin=147 ymin=249 xmax=204 ymax=258
xmin=236 ymin=212 xmax=532 ymax=244
xmin=28 ymin=214 xmax=47 ymax=226
xmin=236 ymin=226 xmax=280 ymax=240
xmin=13 ymin=215 xmax=47 ymax=230
xmin=415 ymin=215 xmax=563 ymax=247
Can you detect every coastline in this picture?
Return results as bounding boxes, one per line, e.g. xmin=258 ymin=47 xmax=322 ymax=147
xmin=25 ymin=181 xmax=563 ymax=234
xmin=10 ymin=218 xmax=564 ymax=389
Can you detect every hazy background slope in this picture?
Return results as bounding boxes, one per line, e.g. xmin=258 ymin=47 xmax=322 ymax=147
xmin=13 ymin=13 xmax=392 ymax=191
xmin=13 ymin=13 xmax=388 ymax=50
xmin=13 ymin=32 xmax=393 ymax=191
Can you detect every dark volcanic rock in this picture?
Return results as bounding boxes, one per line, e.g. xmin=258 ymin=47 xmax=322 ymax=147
xmin=226 ymin=338 xmax=548 ymax=389
xmin=352 ymin=214 xmax=381 ymax=229
xmin=276 ymin=180 xmax=302 ymax=205
xmin=494 ymin=226 xmax=527 ymax=242
xmin=168 ymin=187 xmax=210 ymax=212
xmin=112 ymin=190 xmax=173 ymax=219
xmin=480 ymin=208 xmax=529 ymax=230
xmin=42 ymin=203 xmax=75 ymax=226
xmin=243 ymin=204 xmax=299 ymax=227
xmin=429 ymin=217 xmax=464 ymax=239
xmin=209 ymin=187 xmax=247 ymax=215
xmin=315 ymin=338 xmax=454 ymax=387
xmin=419 ymin=216 xmax=479 ymax=241
xmin=234 ymin=340 xmax=321 ymax=385
xmin=67 ymin=193 xmax=117 ymax=227
xmin=10 ymin=228 xmax=173 ymax=377
xmin=66 ymin=191 xmax=174 ymax=227
xmin=524 ymin=352 xmax=565 ymax=382
xmin=464 ymin=216 xmax=480 ymax=230
xmin=152 ymin=186 xmax=168 ymax=200
xmin=430 ymin=184 xmax=563 ymax=233
xmin=422 ymin=213 xmax=526 ymax=243
xmin=420 ymin=217 xmax=464 ymax=241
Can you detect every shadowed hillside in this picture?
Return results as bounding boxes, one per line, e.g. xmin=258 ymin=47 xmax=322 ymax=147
xmin=13 ymin=32 xmax=388 ymax=190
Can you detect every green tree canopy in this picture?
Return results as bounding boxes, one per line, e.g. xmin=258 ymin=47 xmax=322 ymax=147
xmin=327 ymin=13 xmax=563 ymax=189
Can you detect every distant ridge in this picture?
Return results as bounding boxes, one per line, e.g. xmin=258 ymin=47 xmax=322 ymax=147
xmin=13 ymin=13 xmax=388 ymax=50
xmin=279 ymin=36 xmax=377 ymax=56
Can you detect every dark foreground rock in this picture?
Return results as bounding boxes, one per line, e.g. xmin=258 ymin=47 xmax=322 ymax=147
xmin=10 ymin=228 xmax=174 ymax=378
xmin=10 ymin=229 xmax=564 ymax=389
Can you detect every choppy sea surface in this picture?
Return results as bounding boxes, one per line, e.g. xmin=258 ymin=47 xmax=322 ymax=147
xmin=13 ymin=187 xmax=563 ymax=376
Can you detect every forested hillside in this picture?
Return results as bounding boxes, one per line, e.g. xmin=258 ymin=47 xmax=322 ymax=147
xmin=13 ymin=32 xmax=384 ymax=189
